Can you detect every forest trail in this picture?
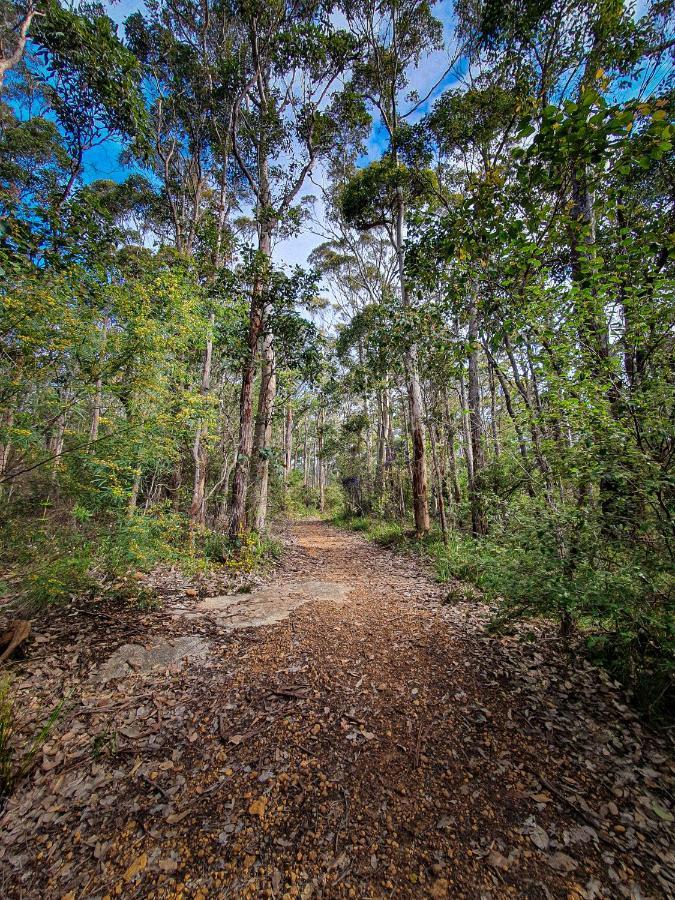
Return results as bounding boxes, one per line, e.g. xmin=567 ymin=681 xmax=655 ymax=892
xmin=1 ymin=520 xmax=674 ymax=899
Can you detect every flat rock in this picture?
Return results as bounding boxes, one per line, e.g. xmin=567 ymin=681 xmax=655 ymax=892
xmin=96 ymin=635 xmax=210 ymax=681
xmin=188 ymin=579 xmax=351 ymax=628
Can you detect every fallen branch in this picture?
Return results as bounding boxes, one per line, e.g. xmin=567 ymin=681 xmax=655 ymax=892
xmin=0 ymin=620 xmax=31 ymax=664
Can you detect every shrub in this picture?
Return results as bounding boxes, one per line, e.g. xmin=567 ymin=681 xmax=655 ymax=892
xmin=204 ymin=529 xmax=282 ymax=572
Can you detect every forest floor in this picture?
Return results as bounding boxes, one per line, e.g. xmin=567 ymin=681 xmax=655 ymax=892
xmin=0 ymin=519 xmax=674 ymax=899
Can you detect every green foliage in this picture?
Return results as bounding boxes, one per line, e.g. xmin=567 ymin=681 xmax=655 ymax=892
xmin=22 ymin=543 xmax=96 ymax=609
xmin=32 ymin=0 xmax=149 ymax=142
xmin=284 ymin=471 xmax=343 ymax=519
xmin=340 ymin=158 xmax=437 ymax=231
xmin=98 ymin=510 xmax=190 ymax=576
xmin=204 ymin=529 xmax=282 ymax=573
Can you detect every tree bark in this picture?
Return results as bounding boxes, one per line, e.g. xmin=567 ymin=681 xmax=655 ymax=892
xmin=394 ymin=185 xmax=429 ymax=535
xmin=283 ymin=399 xmax=293 ymax=486
xmin=229 ymin=272 xmax=266 ymax=538
xmin=375 ymin=388 xmax=388 ymax=500
xmin=442 ymin=392 xmax=462 ymax=505
xmin=189 ymin=313 xmax=215 ymax=527
xmin=0 ymin=405 xmax=14 ymax=480
xmin=317 ymin=407 xmax=325 ymax=511
xmin=303 ymin=422 xmax=310 ymax=488
xmin=467 ymin=296 xmax=488 ymax=536
xmin=429 ymin=417 xmax=448 ymax=546
xmin=128 ymin=465 xmax=141 ymax=517
xmin=248 ymin=329 xmax=276 ymax=532
xmin=228 ymin=62 xmax=275 ymax=536
xmin=0 ymin=5 xmax=36 ymax=89
xmin=488 ymin=359 xmax=500 ymax=460
xmin=88 ymin=319 xmax=109 ymax=446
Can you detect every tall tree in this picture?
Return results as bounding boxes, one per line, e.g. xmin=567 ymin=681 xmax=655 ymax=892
xmin=227 ymin=0 xmax=356 ymax=537
xmin=338 ymin=0 xmax=447 ymax=535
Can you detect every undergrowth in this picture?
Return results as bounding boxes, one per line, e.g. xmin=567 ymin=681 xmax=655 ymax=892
xmin=282 ymin=472 xmax=343 ymax=520
xmin=336 ymin=511 xmax=674 ymax=723
xmin=203 ymin=529 xmax=282 ymax=572
xmin=0 ymin=501 xmax=282 ymax=610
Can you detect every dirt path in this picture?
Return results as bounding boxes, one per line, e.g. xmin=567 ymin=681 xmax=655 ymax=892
xmin=1 ymin=520 xmax=673 ymax=898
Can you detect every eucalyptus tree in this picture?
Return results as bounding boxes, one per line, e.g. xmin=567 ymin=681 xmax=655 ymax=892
xmin=406 ymin=0 xmax=674 ymax=647
xmin=226 ymin=0 xmax=358 ymax=537
xmin=417 ymin=82 xmax=524 ymax=535
xmin=337 ymin=0 xmax=450 ymax=536
xmin=0 ymin=0 xmax=38 ymax=88
xmin=126 ymin=0 xmax=244 ymax=527
xmin=29 ymin=1 xmax=147 ymax=210
xmin=0 ymin=0 xmax=148 ymax=496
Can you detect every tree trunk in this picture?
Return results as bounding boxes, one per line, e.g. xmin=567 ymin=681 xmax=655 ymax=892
xmin=47 ymin=388 xmax=71 ymax=479
xmin=228 ymin=228 xmax=271 ymax=539
xmin=0 ymin=405 xmax=14 ymax=480
xmin=399 ymin=395 xmax=413 ymax=486
xmin=88 ymin=318 xmax=109 ymax=447
xmin=429 ymin=417 xmax=448 ymax=546
xmin=486 ymin=350 xmax=534 ymax=496
xmin=375 ymin=389 xmax=388 ymax=500
xmin=503 ymin=335 xmax=556 ymax=499
xmin=467 ymin=297 xmax=488 ymax=536
xmin=0 ymin=5 xmax=36 ymax=89
xmin=442 ymin=392 xmax=462 ymax=505
xmin=317 ymin=407 xmax=325 ymax=511
xmin=283 ymin=399 xmax=293 ymax=486
xmin=128 ymin=464 xmax=141 ymax=517
xmin=394 ymin=186 xmax=429 ymax=535
xmin=488 ymin=359 xmax=500 ymax=460
xmin=248 ymin=330 xmax=276 ymax=532
xmin=189 ymin=313 xmax=215 ymax=527
xmin=303 ymin=423 xmax=310 ymax=488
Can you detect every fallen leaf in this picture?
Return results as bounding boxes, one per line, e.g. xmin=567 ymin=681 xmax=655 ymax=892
xmin=547 ymin=851 xmax=577 ymax=873
xmin=166 ymin=809 xmax=190 ymax=824
xmin=123 ymin=852 xmax=148 ymax=881
xmin=651 ymin=802 xmax=673 ymax=823
xmin=529 ymin=825 xmax=550 ymax=850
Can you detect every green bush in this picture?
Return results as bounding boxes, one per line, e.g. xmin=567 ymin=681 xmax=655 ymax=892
xmin=22 ymin=547 xmax=95 ymax=608
xmin=98 ymin=507 xmax=189 ymax=575
xmin=203 ymin=528 xmax=282 ymax=572
xmin=339 ymin=506 xmax=673 ymax=721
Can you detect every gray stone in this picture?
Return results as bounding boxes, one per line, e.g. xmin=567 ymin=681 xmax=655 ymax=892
xmin=189 ymin=579 xmax=351 ymax=629
xmin=96 ymin=635 xmax=209 ymax=682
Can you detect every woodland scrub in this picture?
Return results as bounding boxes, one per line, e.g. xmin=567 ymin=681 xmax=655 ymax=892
xmin=0 ymin=0 xmax=673 ymax=719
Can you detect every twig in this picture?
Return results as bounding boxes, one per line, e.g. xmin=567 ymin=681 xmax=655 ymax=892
xmin=140 ymin=773 xmax=171 ymax=801
xmin=334 ymin=787 xmax=350 ymax=855
xmin=528 ymin=769 xmax=623 ymax=851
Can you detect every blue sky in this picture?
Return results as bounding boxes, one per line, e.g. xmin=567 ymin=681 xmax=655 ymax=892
xmin=81 ymin=0 xmax=462 ymax=268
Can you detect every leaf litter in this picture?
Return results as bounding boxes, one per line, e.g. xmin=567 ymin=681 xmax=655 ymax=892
xmin=0 ymin=520 xmax=672 ymax=898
